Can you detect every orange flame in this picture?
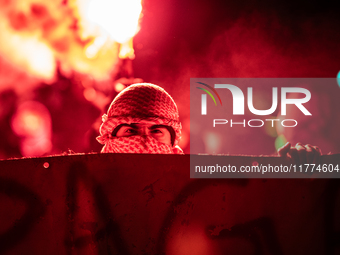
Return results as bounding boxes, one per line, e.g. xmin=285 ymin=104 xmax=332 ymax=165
xmin=0 ymin=0 xmax=142 ymax=82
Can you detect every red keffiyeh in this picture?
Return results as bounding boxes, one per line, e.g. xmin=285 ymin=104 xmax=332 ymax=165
xmin=97 ymin=83 xmax=183 ymax=154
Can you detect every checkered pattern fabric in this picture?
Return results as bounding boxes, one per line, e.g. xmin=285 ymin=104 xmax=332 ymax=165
xmin=97 ymin=83 xmax=183 ymax=154
xmin=101 ymin=135 xmax=177 ymax=154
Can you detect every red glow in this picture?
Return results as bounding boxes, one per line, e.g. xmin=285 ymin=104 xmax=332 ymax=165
xmin=11 ymin=101 xmax=52 ymax=156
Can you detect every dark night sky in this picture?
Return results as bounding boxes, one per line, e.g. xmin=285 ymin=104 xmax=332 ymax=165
xmin=134 ymin=0 xmax=340 ymax=81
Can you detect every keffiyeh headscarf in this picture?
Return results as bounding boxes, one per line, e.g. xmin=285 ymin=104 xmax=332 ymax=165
xmin=96 ymin=83 xmax=183 ymax=154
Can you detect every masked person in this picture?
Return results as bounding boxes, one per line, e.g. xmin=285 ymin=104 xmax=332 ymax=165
xmin=97 ymin=83 xmax=321 ymax=163
xmin=96 ymin=83 xmax=183 ymax=154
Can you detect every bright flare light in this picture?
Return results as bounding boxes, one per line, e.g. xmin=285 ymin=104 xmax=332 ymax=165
xmin=87 ymin=0 xmax=142 ymax=44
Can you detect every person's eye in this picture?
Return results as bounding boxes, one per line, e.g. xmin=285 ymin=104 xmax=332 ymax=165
xmin=151 ymin=129 xmax=163 ymax=134
xmin=125 ymin=128 xmax=138 ymax=134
